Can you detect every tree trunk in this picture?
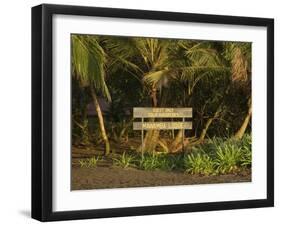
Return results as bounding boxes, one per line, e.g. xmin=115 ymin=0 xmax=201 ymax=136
xmin=171 ymin=138 xmax=191 ymax=153
xmin=234 ymin=99 xmax=252 ymax=139
xmin=169 ymin=130 xmax=183 ymax=152
xmin=198 ymin=106 xmax=222 ymax=142
xmin=151 ymin=87 xmax=158 ymax=107
xmin=90 ymin=87 xmax=110 ymax=155
xmin=158 ymin=139 xmax=169 ymax=153
xmin=199 ymin=118 xmax=214 ymax=141
xmin=142 ymin=129 xmax=160 ymax=152
xmin=139 ymin=86 xmax=160 ymax=153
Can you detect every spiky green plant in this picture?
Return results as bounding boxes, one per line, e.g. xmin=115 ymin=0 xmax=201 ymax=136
xmin=214 ymin=144 xmax=242 ymax=174
xmin=79 ymin=157 xmax=100 ymax=168
xmin=184 ymin=153 xmax=216 ymax=176
xmin=165 ymin=154 xmax=185 ymax=171
xmin=240 ymin=146 xmax=251 ymax=167
xmin=135 ymin=153 xmax=184 ymax=171
xmin=138 ymin=153 xmax=160 ymax=171
xmin=78 ymin=159 xmax=88 ymax=168
xmin=240 ymin=134 xmax=252 ymax=167
xmin=113 ymin=152 xmax=135 ymax=168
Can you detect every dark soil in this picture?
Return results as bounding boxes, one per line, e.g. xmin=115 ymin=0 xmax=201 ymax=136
xmin=71 ymin=145 xmax=251 ymax=190
xmin=71 ymin=165 xmax=251 ymax=190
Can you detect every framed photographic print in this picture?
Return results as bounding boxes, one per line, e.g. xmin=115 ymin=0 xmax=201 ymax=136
xmin=31 ymin=4 xmax=274 ymax=221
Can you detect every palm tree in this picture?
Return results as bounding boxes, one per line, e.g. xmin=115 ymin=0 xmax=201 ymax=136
xmin=144 ymin=40 xmax=229 ymax=151
xmin=71 ymin=35 xmax=111 ymax=155
xmin=134 ymin=38 xmax=171 ymax=152
xmin=106 ymin=38 xmax=229 ymax=152
xmin=104 ymin=37 xmax=172 ymax=152
xmin=101 ymin=36 xmax=251 ymax=148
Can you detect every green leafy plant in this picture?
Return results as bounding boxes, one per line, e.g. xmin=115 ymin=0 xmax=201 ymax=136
xmin=113 ymin=152 xmax=135 ymax=168
xmin=240 ymin=133 xmax=252 ymax=167
xmin=138 ymin=153 xmax=160 ymax=170
xmin=78 ymin=159 xmax=88 ymax=168
xmin=136 ymin=153 xmax=184 ymax=171
xmin=184 ymin=153 xmax=216 ymax=176
xmin=79 ymin=156 xmax=100 ymax=168
xmin=240 ymin=146 xmax=251 ymax=167
xmin=214 ymin=144 xmax=242 ymax=174
xmin=165 ymin=154 xmax=185 ymax=171
xmin=155 ymin=156 xmax=171 ymax=171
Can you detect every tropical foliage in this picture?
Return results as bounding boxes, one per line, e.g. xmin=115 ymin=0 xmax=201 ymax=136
xmin=72 ymin=34 xmax=252 ymax=175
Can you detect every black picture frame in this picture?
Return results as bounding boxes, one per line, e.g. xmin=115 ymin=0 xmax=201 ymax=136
xmin=32 ymin=4 xmax=274 ymax=222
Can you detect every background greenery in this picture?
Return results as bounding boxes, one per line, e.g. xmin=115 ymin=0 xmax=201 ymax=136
xmin=71 ymin=34 xmax=252 ymax=173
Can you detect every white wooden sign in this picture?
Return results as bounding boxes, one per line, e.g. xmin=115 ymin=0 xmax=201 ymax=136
xmin=133 ymin=107 xmax=193 ymax=155
xmin=133 ymin=121 xmax=192 ymax=130
xmin=133 ymin=107 xmax=192 ymax=118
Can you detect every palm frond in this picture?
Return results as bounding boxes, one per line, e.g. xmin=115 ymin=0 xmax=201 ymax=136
xmin=177 ymin=66 xmax=229 ymax=82
xmin=143 ymin=70 xmax=170 ymax=87
xmin=71 ymin=35 xmax=111 ymax=101
xmin=223 ymin=42 xmax=251 ymax=83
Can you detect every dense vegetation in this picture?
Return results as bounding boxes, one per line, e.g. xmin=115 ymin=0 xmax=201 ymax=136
xmin=78 ymin=135 xmax=251 ymax=176
xmin=71 ymin=34 xmax=252 ymax=174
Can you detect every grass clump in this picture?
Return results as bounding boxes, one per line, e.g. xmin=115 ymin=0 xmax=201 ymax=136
xmin=79 ymin=156 xmax=100 ymax=168
xmin=240 ymin=134 xmax=252 ymax=167
xmin=113 ymin=152 xmax=135 ymax=168
xmin=214 ymin=144 xmax=242 ymax=174
xmin=137 ymin=153 xmax=184 ymax=171
xmin=240 ymin=147 xmax=251 ymax=167
xmin=184 ymin=152 xmax=216 ymax=176
xmin=138 ymin=153 xmax=160 ymax=170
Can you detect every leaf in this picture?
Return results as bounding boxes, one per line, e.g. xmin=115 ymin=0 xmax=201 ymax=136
xmin=71 ymin=35 xmax=111 ymax=101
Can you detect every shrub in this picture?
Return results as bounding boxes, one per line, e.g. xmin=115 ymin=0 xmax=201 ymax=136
xmin=166 ymin=154 xmax=185 ymax=171
xmin=241 ymin=133 xmax=252 ymax=149
xmin=113 ymin=152 xmax=135 ymax=168
xmin=240 ymin=146 xmax=251 ymax=168
xmin=138 ymin=153 xmax=160 ymax=170
xmin=214 ymin=144 xmax=242 ymax=174
xmin=156 ymin=156 xmax=171 ymax=171
xmin=240 ymin=134 xmax=252 ymax=167
xmin=136 ymin=153 xmax=184 ymax=171
xmin=107 ymin=134 xmax=252 ymax=175
xmin=186 ymin=134 xmax=252 ymax=175
xmin=184 ymin=152 xmax=216 ymax=176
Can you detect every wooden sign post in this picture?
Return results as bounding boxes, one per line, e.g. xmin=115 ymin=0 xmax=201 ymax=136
xmin=133 ymin=108 xmax=192 ymax=157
